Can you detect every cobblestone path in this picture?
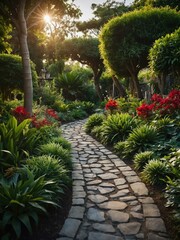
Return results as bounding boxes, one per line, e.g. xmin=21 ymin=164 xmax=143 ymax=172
xmin=57 ymin=120 xmax=170 ymax=240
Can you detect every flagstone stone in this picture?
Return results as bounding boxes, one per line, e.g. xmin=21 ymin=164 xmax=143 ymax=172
xmin=143 ymin=204 xmax=161 ymax=217
xmin=126 ymin=176 xmax=141 ymax=183
xmin=98 ymin=187 xmax=115 ymax=194
xmin=114 ymin=178 xmax=126 ymax=185
xmin=118 ymin=222 xmax=141 ymax=235
xmin=98 ymin=201 xmax=127 ymax=210
xmin=88 ymin=194 xmax=108 ymax=204
xmin=130 ymin=182 xmax=148 ymax=196
xmin=146 ymin=218 xmax=166 ymax=232
xmin=92 ymin=223 xmax=116 ymax=233
xmin=59 ymin=218 xmax=81 ymax=238
xmin=108 ymin=210 xmax=129 ymax=222
xmin=68 ymin=206 xmax=85 ymax=219
xmin=87 ymin=180 xmax=102 ymax=185
xmin=73 ymin=180 xmax=85 ymax=186
xmin=87 ymin=208 xmax=105 ymax=222
xmin=88 ymin=232 xmax=123 ymax=240
xmin=110 ymin=189 xmax=130 ymax=198
xmin=91 ymin=168 xmax=104 ymax=174
xmin=99 ymin=173 xmax=118 ymax=180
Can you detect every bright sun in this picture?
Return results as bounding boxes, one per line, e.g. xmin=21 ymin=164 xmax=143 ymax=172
xmin=44 ymin=15 xmax=51 ymax=23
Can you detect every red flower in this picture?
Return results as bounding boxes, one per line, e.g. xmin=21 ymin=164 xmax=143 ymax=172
xmin=46 ymin=108 xmax=59 ymax=120
xmin=12 ymin=106 xmax=30 ymax=122
xmin=105 ymin=99 xmax=118 ymax=110
xmin=136 ymin=103 xmax=154 ymax=119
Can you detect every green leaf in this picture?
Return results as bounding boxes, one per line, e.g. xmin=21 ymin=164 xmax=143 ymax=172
xmin=29 ymin=211 xmax=39 ymax=225
xmin=11 ymin=217 xmax=21 ymax=238
xmin=29 ymin=202 xmax=47 ymax=213
xmin=18 ymin=214 xmax=32 ymax=234
xmin=2 ymin=211 xmax=12 ymax=226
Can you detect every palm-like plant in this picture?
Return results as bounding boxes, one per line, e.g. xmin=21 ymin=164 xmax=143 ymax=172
xmin=134 ymin=151 xmax=154 ymax=170
xmin=85 ymin=113 xmax=105 ymax=133
xmin=38 ymin=143 xmax=72 ymax=169
xmin=55 ymin=71 xmax=85 ymax=101
xmin=101 ymin=113 xmax=138 ymax=145
xmin=0 ymin=168 xmax=58 ymax=239
xmin=125 ymin=125 xmax=159 ymax=155
xmin=142 ymin=159 xmax=169 ymax=185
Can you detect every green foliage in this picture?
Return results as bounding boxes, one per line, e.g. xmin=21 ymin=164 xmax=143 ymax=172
xmin=0 ymin=116 xmax=41 ymax=169
xmin=0 ymin=168 xmax=58 ymax=239
xmin=38 ymin=143 xmax=72 ymax=169
xmin=124 ymin=125 xmax=159 ymax=156
xmin=117 ymin=96 xmax=142 ymax=114
xmin=52 ymin=137 xmax=71 ymax=150
xmin=0 ymin=54 xmax=37 ymax=101
xmin=85 ymin=113 xmax=105 ymax=133
xmin=48 ymin=60 xmax=64 ymax=77
xmin=101 ymin=113 xmax=138 ymax=145
xmin=149 ymin=28 xmax=180 ymax=78
xmin=99 ymin=7 xmax=180 ymax=96
xmin=26 ymin=155 xmax=70 ymax=191
xmin=134 ymin=151 xmax=154 ymax=170
xmin=55 ymin=71 xmax=95 ymax=102
xmin=0 ymin=17 xmax=12 ymax=54
xmin=142 ymin=159 xmax=169 ymax=185
xmin=114 ymin=141 xmax=127 ymax=156
xmin=34 ymin=86 xmax=57 ymax=107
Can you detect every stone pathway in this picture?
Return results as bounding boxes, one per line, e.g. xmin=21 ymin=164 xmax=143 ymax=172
xmin=57 ymin=120 xmax=170 ymax=240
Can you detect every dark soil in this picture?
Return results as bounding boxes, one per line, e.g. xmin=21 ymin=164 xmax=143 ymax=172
xmin=21 ymin=187 xmax=72 ymax=240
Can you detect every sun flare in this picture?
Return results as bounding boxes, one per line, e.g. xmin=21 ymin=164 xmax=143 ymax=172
xmin=44 ymin=14 xmax=51 ymax=24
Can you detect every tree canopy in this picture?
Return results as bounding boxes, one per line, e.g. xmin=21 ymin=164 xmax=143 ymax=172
xmin=99 ymin=7 xmax=180 ymax=98
xmin=58 ymin=37 xmax=104 ymax=100
xmin=149 ymin=28 xmax=180 ymax=93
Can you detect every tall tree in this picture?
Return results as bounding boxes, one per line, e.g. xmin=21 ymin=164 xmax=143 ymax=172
xmin=58 ymin=38 xmax=104 ymax=100
xmin=77 ymin=0 xmax=129 ymax=36
xmin=132 ymin=0 xmax=180 ymax=10
xmin=99 ymin=7 xmax=180 ymax=98
xmin=0 ymin=0 xmax=80 ymax=114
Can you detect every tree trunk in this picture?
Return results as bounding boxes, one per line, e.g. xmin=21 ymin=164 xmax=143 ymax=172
xmin=18 ymin=1 xmax=33 ymax=115
xmin=157 ymin=73 xmax=166 ymax=95
xmin=94 ymin=76 xmax=103 ymax=101
xmin=112 ymin=75 xmax=127 ymax=98
xmin=131 ymin=74 xmax=143 ymax=99
xmin=92 ymin=66 xmax=104 ymax=101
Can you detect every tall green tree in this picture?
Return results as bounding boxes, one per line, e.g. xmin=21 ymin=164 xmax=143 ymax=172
xmin=99 ymin=7 xmax=180 ymax=98
xmin=0 ymin=17 xmax=12 ymax=54
xmin=77 ymin=0 xmax=129 ymax=36
xmin=0 ymin=0 xmax=80 ymax=114
xmin=58 ymin=37 xmax=104 ymax=100
xmin=132 ymin=0 xmax=180 ymax=10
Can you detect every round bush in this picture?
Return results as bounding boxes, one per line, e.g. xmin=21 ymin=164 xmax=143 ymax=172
xmin=85 ymin=113 xmax=105 ymax=133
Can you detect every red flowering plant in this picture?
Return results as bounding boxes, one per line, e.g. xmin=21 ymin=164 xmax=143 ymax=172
xmin=105 ymin=98 xmax=118 ymax=114
xmin=31 ymin=116 xmax=52 ymax=129
xmin=136 ymin=89 xmax=180 ymax=119
xmin=12 ymin=106 xmax=30 ymax=123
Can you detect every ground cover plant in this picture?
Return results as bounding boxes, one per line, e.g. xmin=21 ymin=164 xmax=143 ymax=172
xmin=85 ymin=89 xmax=180 ymax=238
xmin=0 ymin=110 xmax=72 ymax=240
